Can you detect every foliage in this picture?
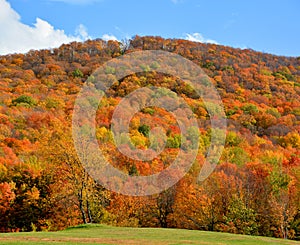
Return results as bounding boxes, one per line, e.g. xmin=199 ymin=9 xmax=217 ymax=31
xmin=0 ymin=36 xmax=299 ymax=240
xmin=12 ymin=95 xmax=37 ymax=107
xmin=72 ymin=68 xmax=84 ymax=78
xmin=138 ymin=124 xmax=150 ymax=137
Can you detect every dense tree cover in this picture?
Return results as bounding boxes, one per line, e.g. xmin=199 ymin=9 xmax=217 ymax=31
xmin=0 ymin=36 xmax=299 ymax=240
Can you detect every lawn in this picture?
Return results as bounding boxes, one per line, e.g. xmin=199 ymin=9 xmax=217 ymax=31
xmin=0 ymin=224 xmax=298 ymax=245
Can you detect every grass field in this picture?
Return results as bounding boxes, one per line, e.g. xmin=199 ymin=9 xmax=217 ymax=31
xmin=0 ymin=224 xmax=299 ymax=245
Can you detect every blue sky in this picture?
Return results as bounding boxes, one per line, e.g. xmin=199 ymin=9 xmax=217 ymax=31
xmin=1 ymin=0 xmax=300 ymax=56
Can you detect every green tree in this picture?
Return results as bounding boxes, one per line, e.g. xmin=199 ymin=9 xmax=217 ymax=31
xmin=72 ymin=68 xmax=84 ymax=78
xmin=224 ymin=197 xmax=258 ymax=235
xmin=12 ymin=95 xmax=37 ymax=107
xmin=138 ymin=124 xmax=150 ymax=137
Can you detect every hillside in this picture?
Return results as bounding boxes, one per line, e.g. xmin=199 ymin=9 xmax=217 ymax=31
xmin=0 ymin=36 xmax=299 ymax=240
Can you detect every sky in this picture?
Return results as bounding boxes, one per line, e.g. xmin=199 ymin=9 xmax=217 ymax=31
xmin=0 ymin=0 xmax=300 ymax=57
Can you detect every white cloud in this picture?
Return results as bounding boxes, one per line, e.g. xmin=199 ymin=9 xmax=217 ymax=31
xmin=185 ymin=33 xmax=218 ymax=44
xmin=101 ymin=34 xmax=118 ymax=42
xmin=48 ymin=0 xmax=102 ymax=5
xmin=76 ymin=24 xmax=90 ymax=40
xmin=0 ymin=0 xmax=89 ymax=55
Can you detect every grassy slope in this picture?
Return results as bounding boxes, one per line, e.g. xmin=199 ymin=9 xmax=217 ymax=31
xmin=0 ymin=224 xmax=298 ymax=245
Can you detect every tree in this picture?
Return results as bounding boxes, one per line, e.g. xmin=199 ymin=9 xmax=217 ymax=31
xmin=224 ymin=197 xmax=258 ymax=235
xmin=72 ymin=68 xmax=84 ymax=78
xmin=154 ymin=186 xmax=176 ymax=228
xmin=138 ymin=124 xmax=150 ymax=137
xmin=12 ymin=95 xmax=37 ymax=107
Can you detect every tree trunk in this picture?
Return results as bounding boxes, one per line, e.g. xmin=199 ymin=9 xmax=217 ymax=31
xmin=78 ymin=193 xmax=87 ymax=224
xmin=86 ymin=199 xmax=93 ymax=223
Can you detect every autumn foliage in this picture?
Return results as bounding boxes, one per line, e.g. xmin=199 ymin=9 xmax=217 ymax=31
xmin=0 ymin=36 xmax=299 ymax=239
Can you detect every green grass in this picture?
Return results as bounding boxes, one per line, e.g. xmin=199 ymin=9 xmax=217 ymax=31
xmin=0 ymin=224 xmax=298 ymax=245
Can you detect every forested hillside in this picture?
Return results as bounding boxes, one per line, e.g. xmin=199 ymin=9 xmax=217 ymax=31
xmin=0 ymin=36 xmax=299 ymax=239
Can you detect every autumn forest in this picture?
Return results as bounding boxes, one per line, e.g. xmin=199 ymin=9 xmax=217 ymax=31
xmin=0 ymin=36 xmax=299 ymax=240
